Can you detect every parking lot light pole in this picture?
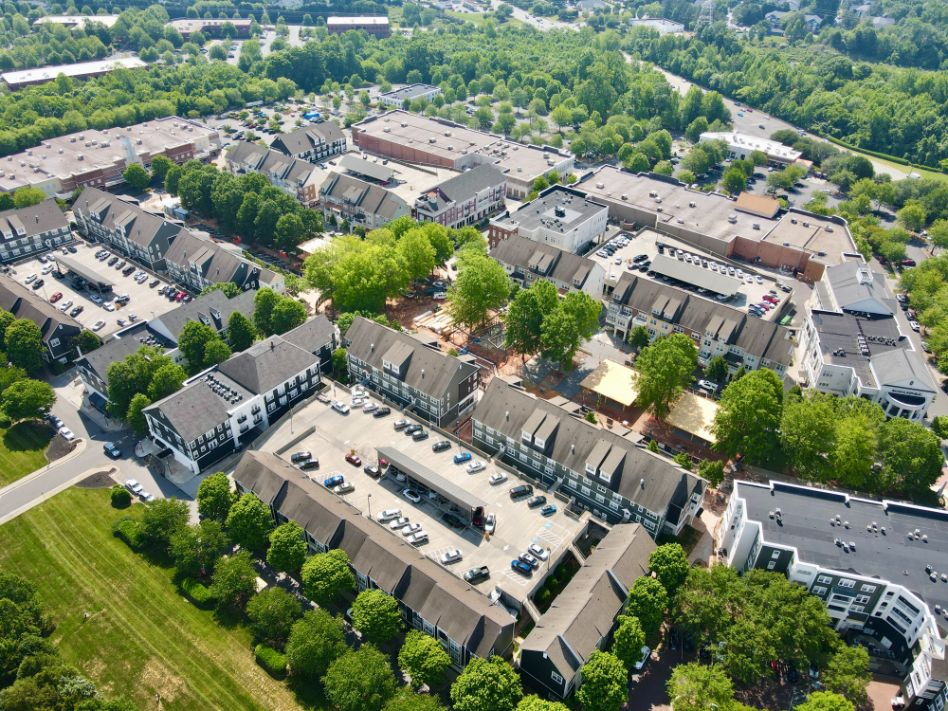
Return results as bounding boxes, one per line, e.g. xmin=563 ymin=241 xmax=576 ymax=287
xmin=367 ymin=492 xmax=372 ymax=520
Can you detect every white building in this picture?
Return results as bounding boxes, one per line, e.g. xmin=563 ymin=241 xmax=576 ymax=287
xmin=379 ymin=84 xmax=442 ymax=108
xmin=700 ymin=131 xmax=803 ymax=166
xmin=487 ymin=186 xmax=608 ymax=253
xmin=721 ymin=480 xmax=948 ymax=711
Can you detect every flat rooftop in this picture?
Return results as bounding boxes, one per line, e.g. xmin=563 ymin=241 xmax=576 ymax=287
xmin=2 ymin=56 xmax=146 ymax=88
xmin=54 ymin=253 xmax=114 ymax=289
xmin=380 ymin=84 xmax=441 ymax=103
xmin=810 ymin=310 xmax=905 ymax=388
xmin=736 ymin=480 xmax=948 ymax=634
xmin=701 ymin=131 xmax=802 ymax=162
xmin=261 ymin=391 xmax=588 ymax=605
xmin=649 ymin=253 xmax=743 ymax=297
xmin=762 ymin=211 xmax=855 ymax=259
xmin=33 ymin=14 xmax=120 ymax=28
xmin=501 ymin=186 xmax=605 ymax=235
xmin=579 ymin=168 xmax=775 ymax=244
xmin=338 ymin=154 xmax=395 ymax=183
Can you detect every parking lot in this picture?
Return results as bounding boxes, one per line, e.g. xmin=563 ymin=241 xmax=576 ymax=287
xmin=590 ymin=228 xmax=793 ymax=323
xmin=263 ymin=390 xmax=587 ymax=604
xmin=8 ymin=241 xmax=180 ymax=339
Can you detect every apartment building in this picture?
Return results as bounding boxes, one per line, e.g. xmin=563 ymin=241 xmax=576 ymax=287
xmin=0 ymin=276 xmax=81 ymax=363
xmin=801 ymin=261 xmax=935 ymax=420
xmin=145 ymin=335 xmax=323 ymax=474
xmin=318 ymin=173 xmax=410 ymax=230
xmin=270 ymin=123 xmax=346 ymax=164
xmin=234 ymin=450 xmax=515 ymax=668
xmin=72 ymin=188 xmax=181 ymax=270
xmin=607 ymin=271 xmax=794 ymax=376
xmin=471 ymin=379 xmax=704 ymax=535
xmin=487 ymin=186 xmax=608 ymax=253
xmin=225 ymin=141 xmax=326 ymax=207
xmin=413 ymin=165 xmax=506 ymax=229
xmin=721 ymin=480 xmax=948 ymax=710
xmin=490 ymin=234 xmax=605 ymax=298
xmin=0 ymin=199 xmax=71 ymax=263
xmin=520 ymin=524 xmax=655 ymax=698
xmin=162 ymin=229 xmax=284 ymax=294
xmin=344 ymin=316 xmax=480 ymax=427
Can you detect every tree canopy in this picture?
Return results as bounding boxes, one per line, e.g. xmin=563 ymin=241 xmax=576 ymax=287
xmin=633 ymin=333 xmax=697 ymax=419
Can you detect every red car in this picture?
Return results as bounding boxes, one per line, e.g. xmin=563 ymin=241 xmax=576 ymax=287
xmin=49 ymin=292 xmax=63 ymax=303
xmin=901 ymin=259 xmax=917 ymax=267
xmin=345 ymin=453 xmax=362 ymax=467
xmin=175 ymin=291 xmax=187 ymax=301
xmin=762 ymin=294 xmax=778 ymax=304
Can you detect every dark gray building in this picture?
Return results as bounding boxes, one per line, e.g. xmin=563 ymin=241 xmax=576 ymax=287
xmin=471 ymin=379 xmax=704 ymax=535
xmin=234 ymin=450 xmax=516 ymax=668
xmin=270 ymin=123 xmax=346 ymax=164
xmin=520 ymin=523 xmax=655 ymax=698
xmin=0 ymin=276 xmax=82 ymax=363
xmin=318 ymin=172 xmax=409 ymax=230
xmin=0 ymin=199 xmax=71 ymax=263
xmin=162 ymin=229 xmax=284 ymax=294
xmin=413 ymin=164 xmax=506 ymax=230
xmin=344 ymin=316 xmax=480 ymax=426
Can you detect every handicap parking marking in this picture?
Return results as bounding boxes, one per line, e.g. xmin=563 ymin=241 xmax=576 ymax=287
xmin=502 ymin=569 xmax=531 ymax=587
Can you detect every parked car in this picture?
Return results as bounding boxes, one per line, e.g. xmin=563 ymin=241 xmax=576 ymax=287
xmin=58 ymin=427 xmax=75 ymax=441
xmin=92 ymin=320 xmax=106 ymax=331
xmin=362 ymin=402 xmax=378 ymax=414
xmin=31 ymin=278 xmax=44 ymax=290
xmin=373 ymin=406 xmax=391 ymax=418
xmin=407 ymin=530 xmax=428 ymax=546
xmin=528 ymin=543 xmax=549 ymax=560
xmin=150 ymin=279 xmax=160 ymax=288
xmin=509 ymin=484 xmax=534 ymax=499
xmin=402 ymin=522 xmax=423 ymax=537
xmin=103 ymin=442 xmax=121 ymax=458
xmin=58 ymin=300 xmax=73 ymax=312
xmin=291 ymin=451 xmax=312 ymax=463
xmin=466 ymin=460 xmax=485 ymax=473
xmin=402 ymin=488 xmax=422 ymax=504
xmin=376 ymin=508 xmax=402 ymax=523
xmin=125 ymin=479 xmax=143 ymax=495
xmin=389 ymin=516 xmax=410 ymax=530
xmin=364 ymin=464 xmax=381 ymax=478
xmin=432 ymin=440 xmax=451 ymax=453
xmin=910 ymin=320 xmax=920 ymax=332
xmin=440 ymin=548 xmax=462 ymax=565
xmin=697 ymin=379 xmax=718 ymax=392
xmin=463 ymin=566 xmax=490 ymax=584
xmin=510 ymin=559 xmax=533 ymax=576
xmin=411 ymin=429 xmax=429 ymax=441
xmin=519 ymin=553 xmax=539 ymax=569
xmin=488 ymin=471 xmax=507 ymax=485
xmin=527 ymin=495 xmax=547 ymax=509
xmin=393 ymin=418 xmax=410 ymax=431
xmin=453 ymin=451 xmax=473 ymax=464
xmin=404 ymin=424 xmax=422 ymax=435
xmin=70 ymin=305 xmax=83 ymax=317
xmin=345 ymin=452 xmax=362 ymax=466
xmin=633 ymin=645 xmax=651 ymax=672
xmin=49 ymin=292 xmax=62 ymax=303
xmin=484 ymin=513 xmax=496 ymax=534
xmin=333 ymin=482 xmax=355 ymax=494
xmin=298 ymin=460 xmax=319 ymax=471
xmin=540 ymin=504 xmax=557 ymax=517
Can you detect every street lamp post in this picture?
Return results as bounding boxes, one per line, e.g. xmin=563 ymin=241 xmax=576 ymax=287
xmin=367 ymin=493 xmax=372 ymax=520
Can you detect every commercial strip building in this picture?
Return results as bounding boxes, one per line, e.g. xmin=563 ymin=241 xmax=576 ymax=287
xmin=379 ymin=83 xmax=442 ymax=108
xmin=145 ymin=319 xmax=333 ymax=474
xmin=721 ymin=480 xmax=948 ymax=711
xmin=606 ymin=271 xmax=794 ymax=376
xmin=326 ymin=16 xmax=390 ymax=37
xmin=0 ymin=199 xmax=71 ymax=263
xmin=1 ymin=56 xmax=147 ymax=90
xmin=519 ymin=523 xmax=656 ymax=698
xmin=0 ymin=117 xmax=221 ymax=198
xmin=318 ymin=173 xmax=410 ymax=230
xmin=166 ymin=18 xmax=253 ymax=39
xmin=801 ymin=261 xmax=935 ymax=420
xmin=270 ymin=123 xmax=347 ymax=164
xmin=0 ymin=276 xmax=81 ymax=363
xmin=33 ymin=14 xmax=120 ymax=29
xmin=700 ymin=131 xmax=803 ymax=166
xmin=344 ymin=316 xmax=480 ymax=427
xmin=412 ymin=164 xmax=506 ymax=230
xmin=351 ymin=110 xmax=574 ymax=199
xmin=225 ymin=142 xmax=325 ymax=207
xmin=233 ymin=450 xmax=515 ymax=668
xmin=490 ymin=235 xmax=606 ymax=298
xmin=578 ymin=167 xmax=854 ymax=281
xmin=471 ymin=379 xmax=705 ymax=534
xmin=488 ymin=186 xmax=609 ymax=253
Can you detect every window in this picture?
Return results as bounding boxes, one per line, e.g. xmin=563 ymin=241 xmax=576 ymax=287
xmin=771 ymin=549 xmax=781 ymax=559
xmin=812 ymin=586 xmax=827 ymax=596
xmin=838 ymin=579 xmax=855 ymax=589
xmin=860 ymin=584 xmax=876 ymax=594
xmin=767 ymin=561 xmax=777 ymax=570
xmin=817 ymin=575 xmax=832 ymax=585
xmin=855 ymin=595 xmax=871 ymax=605
xmin=550 ymin=671 xmax=564 ymax=686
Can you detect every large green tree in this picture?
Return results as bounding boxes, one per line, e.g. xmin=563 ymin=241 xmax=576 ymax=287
xmin=611 ymin=615 xmax=646 ymax=672
xmin=246 ymin=587 xmax=302 ymax=648
xmin=285 ymin=609 xmax=347 ymax=681
xmin=140 ymin=498 xmax=189 ymax=551
xmin=667 ymin=662 xmax=735 ymax=711
xmin=576 ymin=651 xmax=626 ymax=711
xmin=398 ymin=629 xmax=452 ymax=690
xmin=227 ymin=311 xmax=257 ymax=351
xmin=1 ymin=378 xmax=55 ymax=421
xmin=196 ymin=471 xmax=236 ymax=522
xmin=301 ymin=549 xmax=355 ymax=606
xmin=323 ymin=645 xmax=397 ymax=711
xmin=225 ymin=492 xmax=274 ymax=553
xmin=351 ymin=588 xmax=402 ymax=643
xmin=624 ymin=576 xmax=668 ymax=645
xmin=446 ymin=254 xmax=511 ymax=330
xmin=266 ymin=521 xmax=307 ymax=575
xmin=634 ymin=333 xmax=697 ymax=419
xmin=169 ymin=519 xmax=229 ymax=579
xmin=450 ymin=656 xmax=523 ymax=711
xmin=648 ymin=543 xmax=690 ymax=595
xmin=177 ymin=320 xmax=220 ymax=373
xmin=123 ymin=163 xmax=151 ymax=191
xmin=504 ymin=280 xmax=560 ymax=357
xmin=795 ymin=691 xmax=855 ymax=711
xmin=878 ymin=417 xmax=943 ymax=498
xmin=712 ymin=368 xmax=784 ymax=465
xmin=209 ymin=550 xmax=257 ymax=613
xmin=780 ymin=392 xmax=837 ymax=481
xmin=270 ymin=298 xmax=307 ymax=335
xmin=822 ymin=645 xmax=871 ymax=707
xmin=539 ymin=291 xmax=601 ymax=369
xmin=5 ymin=319 xmax=45 ymax=373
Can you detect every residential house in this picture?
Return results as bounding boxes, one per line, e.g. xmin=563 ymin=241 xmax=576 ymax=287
xmin=344 ymin=316 xmax=480 ymax=427
xmin=318 ymin=173 xmax=410 ymax=230
xmin=487 ymin=186 xmax=608 ymax=252
xmin=225 ymin=141 xmax=326 ymax=207
xmin=270 ymin=124 xmax=346 ymax=164
xmin=606 ymin=271 xmax=794 ymax=376
xmin=471 ymin=379 xmax=705 ymax=535
xmin=72 ymin=188 xmax=181 ymax=270
xmin=413 ymin=165 xmax=506 ymax=230
xmin=721 ymin=479 xmax=948 ymax=711
xmin=0 ymin=199 xmax=71 ymax=263
xmin=0 ymin=276 xmax=81 ymax=363
xmin=162 ymin=229 xmax=284 ymax=294
xmin=490 ymin=234 xmax=605 ymax=298
xmin=144 ymin=335 xmax=322 ymax=474
xmin=520 ymin=524 xmax=656 ymax=698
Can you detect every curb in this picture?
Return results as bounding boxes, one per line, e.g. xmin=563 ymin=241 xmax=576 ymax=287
xmin=0 ymin=459 xmax=112 ymax=527
xmin=0 ymin=437 xmax=88 ymax=497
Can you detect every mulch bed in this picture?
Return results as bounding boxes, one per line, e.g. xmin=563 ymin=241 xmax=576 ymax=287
xmin=45 ymin=434 xmax=76 ymax=463
xmin=75 ymin=471 xmax=115 ymax=489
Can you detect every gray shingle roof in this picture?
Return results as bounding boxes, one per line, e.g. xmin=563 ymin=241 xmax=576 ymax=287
xmin=0 ymin=199 xmax=67 ymax=243
xmin=163 ymin=230 xmax=278 ymax=289
xmin=217 ymin=336 xmax=319 ymax=394
xmin=0 ymin=275 xmax=81 ymax=352
xmin=74 ymin=187 xmax=181 ymax=249
xmin=226 ymin=141 xmax=318 ymax=187
xmin=319 ymin=172 xmax=408 ymax=221
xmin=870 ymin=348 xmax=936 ymax=392
xmin=421 ymin=164 xmax=505 ymax=207
xmin=271 ymin=123 xmax=344 ymax=157
xmin=150 ymin=289 xmax=256 ymax=345
xmin=491 ymin=235 xmax=598 ymax=290
xmin=281 ymin=315 xmax=336 ymax=354
xmin=823 ymin=262 xmax=895 ymax=316
xmin=143 ymin=379 xmax=232 ymax=442
xmin=473 ymin=379 xmax=701 ymax=516
xmin=345 ymin=317 xmax=479 ymax=402
xmin=77 ymin=324 xmax=158 ymax=381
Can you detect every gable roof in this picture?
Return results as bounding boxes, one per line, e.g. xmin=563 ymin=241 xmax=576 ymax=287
xmin=143 ymin=378 xmax=233 ymax=442
xmin=0 ymin=276 xmax=81 ymax=351
xmin=416 ymin=164 xmax=506 ymax=214
xmin=823 ymin=262 xmax=895 ymax=316
xmin=217 ymin=336 xmax=320 ymax=394
xmin=0 ymin=199 xmax=67 ymax=242
xmin=150 ymin=289 xmax=257 ymax=345
xmin=226 ymin=141 xmax=320 ymax=187
xmin=344 ymin=317 xmax=479 ymax=400
xmin=491 ymin=235 xmax=600 ymax=290
xmin=870 ymin=348 xmax=936 ymax=392
xmin=73 ymin=187 xmax=181 ymax=248
xmin=281 ymin=314 xmax=336 ymax=354
xmin=521 ymin=524 xmax=655 ymax=680
xmin=319 ymin=172 xmax=408 ymax=220
xmin=271 ymin=123 xmax=344 ymax=157
xmin=163 ymin=230 xmax=278 ymax=289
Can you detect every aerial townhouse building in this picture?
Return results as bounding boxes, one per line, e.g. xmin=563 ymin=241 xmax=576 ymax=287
xmin=412 ymin=164 xmax=507 ymax=230
xmin=0 ymin=199 xmax=71 ymax=263
xmin=490 ymin=234 xmax=606 ymax=299
xmin=0 ymin=277 xmax=81 ymax=363
xmin=270 ymin=123 xmax=347 ymax=164
xmin=224 ymin=141 xmax=326 ymax=207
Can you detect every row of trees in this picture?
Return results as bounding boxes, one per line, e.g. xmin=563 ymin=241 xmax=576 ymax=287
xmin=712 ymin=369 xmax=944 ymax=500
xmin=900 ymin=255 xmax=948 ymax=374
xmin=164 ymin=160 xmax=322 ymax=250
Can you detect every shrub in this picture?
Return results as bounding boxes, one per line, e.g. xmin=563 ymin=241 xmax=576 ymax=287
xmin=179 ymin=577 xmax=214 ymax=609
xmin=111 ymin=516 xmax=144 ymax=549
xmin=110 ymin=485 xmax=132 ymax=509
xmin=255 ymin=643 xmax=287 ymax=678
xmin=932 ymin=415 xmax=948 ymax=439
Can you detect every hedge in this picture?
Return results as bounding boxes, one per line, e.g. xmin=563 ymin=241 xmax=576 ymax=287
xmin=179 ymin=578 xmax=214 ymax=609
xmin=110 ymin=485 xmax=132 ymax=509
xmin=111 ymin=516 xmax=144 ymax=550
xmin=254 ymin=644 xmax=287 ymax=679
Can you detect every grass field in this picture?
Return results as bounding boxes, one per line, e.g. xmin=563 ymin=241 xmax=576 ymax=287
xmin=0 ymin=488 xmax=306 ymax=711
xmin=0 ymin=421 xmax=50 ymax=486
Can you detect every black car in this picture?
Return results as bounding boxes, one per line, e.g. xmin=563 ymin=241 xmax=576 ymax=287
xmin=432 ymin=440 xmax=451 ymax=453
xmin=463 ymin=566 xmax=490 ymax=585
xmin=31 ymin=279 xmax=44 ymax=289
xmin=122 ymin=265 xmax=135 ymax=276
xmin=373 ymin=406 xmax=391 ymax=418
xmin=404 ymin=424 xmax=422 ymax=435
xmin=298 ymin=459 xmax=320 ymax=470
xmin=509 ymin=484 xmax=534 ymax=500
xmin=527 ymin=495 xmax=547 ymax=509
xmin=150 ymin=279 xmax=160 ymax=288
xmin=411 ymin=429 xmax=429 ymax=441
xmin=290 ymin=451 xmax=312 ymax=463
xmin=107 ymin=257 xmax=118 ymax=266
xmin=67 ymin=244 xmax=77 ymax=253
xmin=70 ymin=305 xmax=83 ymax=317
xmin=364 ymin=464 xmax=381 ymax=478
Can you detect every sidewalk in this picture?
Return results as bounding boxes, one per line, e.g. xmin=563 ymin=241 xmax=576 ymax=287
xmin=0 ymin=439 xmax=89 ymax=525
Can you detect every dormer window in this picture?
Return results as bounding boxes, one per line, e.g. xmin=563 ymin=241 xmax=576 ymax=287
xmin=535 ymin=437 xmax=546 ymax=449
xmin=585 ymin=462 xmax=597 ymax=476
xmin=522 ymin=429 xmax=532 ymax=443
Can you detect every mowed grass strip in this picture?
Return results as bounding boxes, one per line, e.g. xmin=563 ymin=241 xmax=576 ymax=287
xmin=0 ymin=421 xmax=51 ymax=486
xmin=0 ymin=487 xmax=305 ymax=711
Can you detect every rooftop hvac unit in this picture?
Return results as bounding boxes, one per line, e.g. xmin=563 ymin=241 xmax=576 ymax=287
xmin=649 ymin=190 xmax=658 ymax=197
xmin=753 ymin=223 xmax=760 ymax=230
xmin=791 ymin=218 xmax=797 ymax=224
xmin=401 ymin=122 xmax=408 ymax=128
xmin=383 ymin=127 xmax=390 ymax=133
xmin=803 ymin=222 xmax=809 ymax=227
xmin=428 ymin=137 xmax=436 ymax=143
xmin=728 ymin=214 xmax=737 ymax=223
xmin=621 ymin=194 xmax=628 ymax=201
xmin=596 ymin=182 xmax=604 ymax=189
xmin=825 ymin=226 xmax=833 ymax=232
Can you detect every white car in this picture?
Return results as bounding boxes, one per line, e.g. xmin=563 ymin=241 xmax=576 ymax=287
xmin=376 ymin=508 xmax=402 ymax=523
xmin=140 ymin=491 xmax=155 ymax=502
xmin=24 ymin=273 xmax=36 ymax=283
xmin=42 ymin=264 xmax=55 ymax=274
xmin=92 ymin=320 xmax=106 ymax=331
xmin=467 ymin=460 xmax=485 ymax=474
xmin=489 ymin=471 xmax=507 ymax=485
xmin=402 ymin=488 xmax=422 ymax=504
xmin=528 ymin=543 xmax=549 ymax=560
xmin=402 ymin=522 xmax=423 ymax=536
xmin=104 ymin=303 xmax=115 ymax=312
xmin=440 ymin=548 xmax=462 ymax=565
xmin=407 ymin=530 xmax=428 ymax=545
xmin=755 ymin=275 xmax=763 ymax=284
xmin=125 ymin=479 xmax=144 ymax=495
xmin=389 ymin=516 xmax=410 ymax=530
xmin=484 ymin=513 xmax=496 ymax=534
xmin=363 ymin=402 xmax=378 ymax=413
xmin=58 ymin=426 xmax=75 ymax=441
xmin=59 ymin=300 xmax=73 ymax=312
xmin=331 ymin=400 xmax=350 ymax=414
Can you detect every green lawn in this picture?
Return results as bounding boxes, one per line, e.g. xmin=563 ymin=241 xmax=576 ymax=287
xmin=0 ymin=421 xmax=51 ymax=486
xmin=0 ymin=488 xmax=305 ymax=711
